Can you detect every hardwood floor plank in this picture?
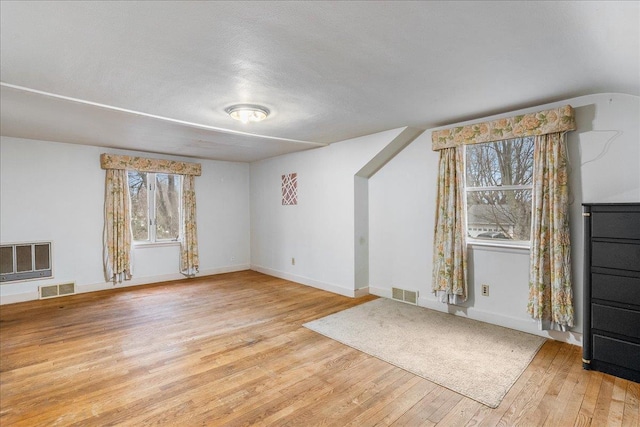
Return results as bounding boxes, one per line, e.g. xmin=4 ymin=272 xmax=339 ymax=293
xmin=390 ymin=386 xmax=445 ymax=427
xmin=275 ymin=359 xmax=407 ymax=426
xmin=541 ymin=345 xmax=585 ymax=426
xmin=517 ymin=342 xmax=576 ymax=426
xmin=622 ymin=382 xmax=639 ymax=427
xmin=342 ymin=375 xmax=425 ymax=427
xmin=434 ymin=397 xmax=483 ymax=426
xmin=608 ymin=377 xmax=628 ymax=427
xmin=1 ymin=270 xmax=638 ymax=427
xmin=495 ymin=340 xmax=566 ymax=426
xmin=554 ymin=358 xmax=593 ymax=426
xmin=465 ymin=339 xmax=556 ymax=427
xmin=211 ymin=349 xmax=379 ymax=426
xmin=328 ymin=369 xmax=414 ymax=426
xmin=574 ymin=370 xmax=604 ymax=427
xmin=265 ymin=357 xmax=396 ymax=425
xmin=591 ymin=373 xmax=616 ymax=427
xmin=426 ymin=388 xmax=464 ymax=424
xmin=368 ymin=379 xmax=439 ymax=426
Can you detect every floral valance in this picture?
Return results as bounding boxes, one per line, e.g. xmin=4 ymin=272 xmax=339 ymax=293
xmin=431 ymin=105 xmax=576 ymax=151
xmin=100 ymin=154 xmax=202 ymax=176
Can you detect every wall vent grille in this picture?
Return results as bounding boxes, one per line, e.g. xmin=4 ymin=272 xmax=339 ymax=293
xmin=39 ymin=282 xmax=75 ymax=299
xmin=1 ymin=242 xmax=52 ymax=283
xmin=391 ymin=287 xmax=418 ymax=305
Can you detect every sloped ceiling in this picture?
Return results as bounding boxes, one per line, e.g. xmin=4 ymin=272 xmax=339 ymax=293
xmin=1 ymin=1 xmax=638 ymax=162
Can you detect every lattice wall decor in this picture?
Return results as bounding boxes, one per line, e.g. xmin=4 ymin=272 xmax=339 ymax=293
xmin=282 ymin=173 xmax=297 ymax=205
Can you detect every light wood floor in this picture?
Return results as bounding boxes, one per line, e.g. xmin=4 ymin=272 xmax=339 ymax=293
xmin=1 ymin=271 xmax=638 ymax=426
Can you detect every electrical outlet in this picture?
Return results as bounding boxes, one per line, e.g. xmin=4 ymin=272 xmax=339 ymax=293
xmin=481 ymin=284 xmax=490 ymax=296
xmin=291 ymin=257 xmax=295 ymax=266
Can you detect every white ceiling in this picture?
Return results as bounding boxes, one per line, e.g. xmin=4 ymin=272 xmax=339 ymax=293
xmin=1 ymin=1 xmax=638 ymax=162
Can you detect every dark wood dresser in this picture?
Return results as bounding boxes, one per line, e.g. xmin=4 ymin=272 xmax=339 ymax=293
xmin=583 ymin=203 xmax=640 ymax=383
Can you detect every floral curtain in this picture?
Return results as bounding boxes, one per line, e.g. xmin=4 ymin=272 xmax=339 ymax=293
xmin=527 ymin=133 xmax=574 ymax=331
xmin=432 ymin=147 xmax=468 ymax=304
xmin=101 ymin=153 xmax=201 ymax=279
xmin=431 ymin=106 xmax=576 ymax=315
xmin=103 ymin=169 xmax=132 ymax=283
xmin=431 ymin=105 xmax=575 ymax=150
xmin=100 ymin=154 xmax=201 ymax=176
xmin=180 ymin=175 xmax=199 ymax=277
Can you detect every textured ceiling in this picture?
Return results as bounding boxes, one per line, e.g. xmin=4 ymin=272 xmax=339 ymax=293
xmin=1 ymin=1 xmax=638 ymax=162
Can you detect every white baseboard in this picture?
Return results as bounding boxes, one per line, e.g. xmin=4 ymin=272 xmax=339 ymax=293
xmin=251 ymin=264 xmax=363 ymax=298
xmin=369 ymin=286 xmax=392 ymax=299
xmin=369 ymin=286 xmax=582 ymax=346
xmin=0 ymin=290 xmax=40 ymax=305
xmin=0 ymin=264 xmax=250 ymax=305
xmin=354 ymin=286 xmax=370 ymax=298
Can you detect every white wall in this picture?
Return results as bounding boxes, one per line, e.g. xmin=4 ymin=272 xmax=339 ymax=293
xmin=250 ymin=128 xmax=404 ymax=296
xmin=369 ymin=93 xmax=640 ymax=344
xmin=0 ymin=137 xmax=250 ymax=303
xmin=3 ymin=93 xmax=637 ymax=345
xmin=354 ymin=175 xmax=369 ymax=290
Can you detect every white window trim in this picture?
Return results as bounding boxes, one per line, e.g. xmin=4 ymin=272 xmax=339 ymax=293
xmin=133 ymin=240 xmax=181 ymax=249
xmin=466 ymin=184 xmax=533 ymax=192
xmin=130 ymin=172 xmax=183 ymax=245
xmin=467 ymin=240 xmax=531 ymax=251
xmin=463 ymin=142 xmax=533 ymax=249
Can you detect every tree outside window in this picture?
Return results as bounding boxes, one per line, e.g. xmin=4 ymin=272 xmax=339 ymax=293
xmin=128 ymin=171 xmax=181 ymax=243
xmin=465 ymin=137 xmax=534 ymax=243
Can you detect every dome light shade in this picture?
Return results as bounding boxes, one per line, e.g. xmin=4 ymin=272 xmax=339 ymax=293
xmin=226 ymin=104 xmax=270 ymax=123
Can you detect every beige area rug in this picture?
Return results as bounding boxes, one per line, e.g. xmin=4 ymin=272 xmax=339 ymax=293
xmin=303 ymin=298 xmax=546 ymax=408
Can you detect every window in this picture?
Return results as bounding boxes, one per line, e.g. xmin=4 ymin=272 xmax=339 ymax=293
xmin=128 ymin=171 xmax=182 ymax=243
xmin=464 ymin=137 xmax=534 ymax=244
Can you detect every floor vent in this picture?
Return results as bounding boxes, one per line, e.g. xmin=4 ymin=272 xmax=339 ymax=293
xmin=39 ymin=282 xmax=75 ymax=299
xmin=391 ymin=287 xmax=418 ymax=305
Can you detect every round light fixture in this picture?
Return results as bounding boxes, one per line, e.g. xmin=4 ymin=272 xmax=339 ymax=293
xmin=225 ymin=104 xmax=270 ymax=123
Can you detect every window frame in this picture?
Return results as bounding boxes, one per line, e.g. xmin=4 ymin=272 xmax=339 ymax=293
xmin=128 ymin=171 xmax=183 ymax=246
xmin=463 ymin=138 xmax=534 ymax=249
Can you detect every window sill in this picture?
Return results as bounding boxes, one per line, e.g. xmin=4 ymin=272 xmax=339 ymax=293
xmin=133 ymin=241 xmax=181 ymax=249
xmin=467 ymin=240 xmax=530 ymax=252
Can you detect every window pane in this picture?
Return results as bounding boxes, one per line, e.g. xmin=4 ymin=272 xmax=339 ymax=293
xmin=466 ymin=189 xmax=532 ymax=240
xmin=466 ymin=137 xmax=534 ymax=187
xmin=128 ymin=171 xmax=149 ymax=241
xmin=155 ymin=174 xmax=181 ymax=241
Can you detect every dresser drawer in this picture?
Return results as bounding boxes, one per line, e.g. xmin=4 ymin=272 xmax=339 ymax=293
xmin=592 ymin=303 xmax=640 ymax=339
xmin=592 ymin=273 xmax=640 ymax=306
xmin=592 ymin=212 xmax=640 ymax=240
xmin=592 ymin=241 xmax=640 ymax=272
xmin=593 ymin=334 xmax=640 ymax=372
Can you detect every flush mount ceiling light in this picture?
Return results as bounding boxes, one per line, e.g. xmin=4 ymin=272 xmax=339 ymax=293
xmin=225 ymin=104 xmax=270 ymax=123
